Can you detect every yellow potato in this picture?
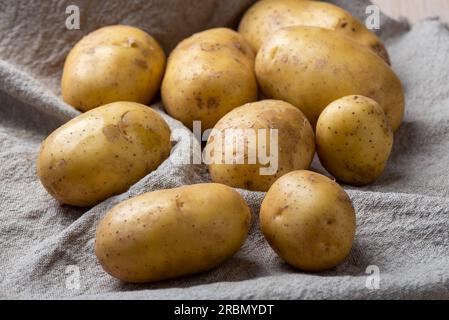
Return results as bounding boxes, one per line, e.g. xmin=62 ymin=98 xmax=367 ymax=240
xmin=255 ymin=26 xmax=405 ymax=131
xmin=238 ymin=0 xmax=390 ymax=63
xmin=37 ymin=102 xmax=171 ymax=207
xmin=161 ymin=28 xmax=258 ymax=130
xmin=62 ymin=25 xmax=166 ymax=112
xmin=95 ymin=183 xmax=251 ymax=283
xmin=206 ymin=100 xmax=315 ymax=192
xmin=316 ymin=95 xmax=394 ymax=186
xmin=260 ymin=170 xmax=356 ymax=271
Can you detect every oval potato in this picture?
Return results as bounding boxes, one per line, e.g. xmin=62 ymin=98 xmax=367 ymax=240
xmin=62 ymin=25 xmax=166 ymax=112
xmin=316 ymin=95 xmax=394 ymax=186
xmin=255 ymin=26 xmax=404 ymax=131
xmin=161 ymin=28 xmax=258 ymax=130
xmin=238 ymin=0 xmax=390 ymax=63
xmin=37 ymin=102 xmax=171 ymax=207
xmin=206 ymin=100 xmax=315 ymax=192
xmin=95 ymin=183 xmax=251 ymax=283
xmin=260 ymin=170 xmax=356 ymax=271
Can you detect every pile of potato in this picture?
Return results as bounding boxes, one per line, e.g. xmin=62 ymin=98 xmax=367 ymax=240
xmin=37 ymin=0 xmax=404 ymax=283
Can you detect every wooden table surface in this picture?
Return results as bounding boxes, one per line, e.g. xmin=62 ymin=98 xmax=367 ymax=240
xmin=372 ymin=0 xmax=449 ymax=24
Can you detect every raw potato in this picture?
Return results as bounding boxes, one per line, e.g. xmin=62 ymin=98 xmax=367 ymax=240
xmin=316 ymin=95 xmax=394 ymax=186
xmin=238 ymin=0 xmax=390 ymax=64
xmin=255 ymin=26 xmax=405 ymax=131
xmin=206 ymin=100 xmax=315 ymax=192
xmin=161 ymin=28 xmax=258 ymax=130
xmin=37 ymin=102 xmax=171 ymax=207
xmin=260 ymin=170 xmax=356 ymax=271
xmin=62 ymin=25 xmax=166 ymax=112
xmin=95 ymin=183 xmax=251 ymax=283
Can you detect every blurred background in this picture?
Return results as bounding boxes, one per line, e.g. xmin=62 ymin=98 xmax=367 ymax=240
xmin=373 ymin=0 xmax=449 ymax=24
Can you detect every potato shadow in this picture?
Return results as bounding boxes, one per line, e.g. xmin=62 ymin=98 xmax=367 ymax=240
xmin=59 ymin=203 xmax=90 ymax=218
xmin=390 ymin=121 xmax=427 ymax=160
xmin=110 ymin=239 xmax=373 ymax=294
xmin=112 ymin=255 xmax=264 ymax=293
xmin=363 ymin=120 xmax=428 ymax=189
xmin=274 ymin=240 xmax=373 ymax=278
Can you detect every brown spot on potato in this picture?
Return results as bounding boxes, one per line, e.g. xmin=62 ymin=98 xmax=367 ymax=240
xmin=175 ymin=198 xmax=185 ymax=209
xmin=200 ymin=43 xmax=221 ymax=52
xmin=244 ymin=180 xmax=253 ymax=189
xmin=134 ymin=58 xmax=148 ymax=69
xmin=275 ymin=205 xmax=289 ymax=218
xmin=232 ymin=41 xmax=247 ymax=55
xmin=371 ymin=42 xmax=390 ymax=65
xmin=125 ymin=37 xmax=138 ymax=48
xmin=141 ymin=48 xmax=151 ymax=56
xmin=58 ymin=159 xmax=67 ymax=167
xmin=102 ymin=124 xmax=122 ymax=142
xmin=195 ymin=95 xmax=204 ymax=109
xmin=307 ymin=175 xmax=317 ymax=184
xmin=269 ymin=46 xmax=279 ymax=60
xmin=207 ymin=97 xmax=219 ymax=109
xmin=232 ymin=56 xmax=243 ymax=65
xmin=315 ymin=59 xmax=328 ymax=69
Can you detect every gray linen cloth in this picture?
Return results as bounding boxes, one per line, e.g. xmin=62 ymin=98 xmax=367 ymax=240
xmin=1 ymin=0 xmax=448 ymax=299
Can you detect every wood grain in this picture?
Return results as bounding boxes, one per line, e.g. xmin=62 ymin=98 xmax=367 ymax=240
xmin=372 ymin=0 xmax=449 ymax=24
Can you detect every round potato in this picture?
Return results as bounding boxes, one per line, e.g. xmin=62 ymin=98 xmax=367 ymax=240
xmin=260 ymin=170 xmax=356 ymax=271
xmin=161 ymin=28 xmax=258 ymax=131
xmin=239 ymin=0 xmax=390 ymax=64
xmin=205 ymin=100 xmax=315 ymax=192
xmin=62 ymin=25 xmax=166 ymax=112
xmin=37 ymin=102 xmax=171 ymax=207
xmin=255 ymin=26 xmax=405 ymax=131
xmin=95 ymin=183 xmax=251 ymax=283
xmin=316 ymin=95 xmax=394 ymax=186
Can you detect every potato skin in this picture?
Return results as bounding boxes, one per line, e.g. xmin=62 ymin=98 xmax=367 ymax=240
xmin=62 ymin=25 xmax=166 ymax=112
xmin=161 ymin=28 xmax=258 ymax=130
xmin=316 ymin=95 xmax=394 ymax=186
xmin=206 ymin=100 xmax=315 ymax=192
xmin=255 ymin=26 xmax=404 ymax=131
xmin=238 ymin=0 xmax=390 ymax=64
xmin=260 ymin=170 xmax=356 ymax=271
xmin=95 ymin=183 xmax=251 ymax=283
xmin=37 ymin=102 xmax=171 ymax=207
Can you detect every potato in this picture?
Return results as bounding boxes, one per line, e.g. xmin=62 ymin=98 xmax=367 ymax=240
xmin=62 ymin=25 xmax=166 ymax=112
xmin=37 ymin=102 xmax=171 ymax=207
xmin=161 ymin=28 xmax=258 ymax=131
xmin=316 ymin=95 xmax=394 ymax=186
xmin=95 ymin=183 xmax=251 ymax=283
xmin=206 ymin=100 xmax=315 ymax=192
xmin=260 ymin=170 xmax=356 ymax=271
xmin=238 ymin=0 xmax=390 ymax=64
xmin=255 ymin=26 xmax=405 ymax=131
